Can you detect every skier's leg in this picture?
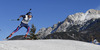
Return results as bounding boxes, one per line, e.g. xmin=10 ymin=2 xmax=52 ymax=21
xmin=24 ymin=25 xmax=30 ymax=37
xmin=6 ymin=25 xmax=22 ymax=39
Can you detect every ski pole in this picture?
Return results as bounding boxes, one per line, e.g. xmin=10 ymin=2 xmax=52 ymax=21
xmin=9 ymin=19 xmax=17 ymax=21
xmin=29 ymin=9 xmax=32 ymax=12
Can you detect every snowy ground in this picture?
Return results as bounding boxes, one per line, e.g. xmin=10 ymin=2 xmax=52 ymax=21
xmin=0 ymin=39 xmax=100 ymax=50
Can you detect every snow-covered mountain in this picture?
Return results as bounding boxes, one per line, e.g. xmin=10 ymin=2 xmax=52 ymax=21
xmin=0 ymin=40 xmax=100 ymax=50
xmin=36 ymin=9 xmax=100 ymax=40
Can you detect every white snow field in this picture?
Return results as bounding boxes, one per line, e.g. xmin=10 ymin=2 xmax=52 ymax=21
xmin=0 ymin=39 xmax=100 ymax=50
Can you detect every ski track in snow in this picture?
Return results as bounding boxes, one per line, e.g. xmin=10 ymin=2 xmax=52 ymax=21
xmin=0 ymin=39 xmax=100 ymax=50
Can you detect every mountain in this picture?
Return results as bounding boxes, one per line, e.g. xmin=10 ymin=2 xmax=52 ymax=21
xmin=0 ymin=40 xmax=100 ymax=50
xmin=36 ymin=9 xmax=100 ymax=42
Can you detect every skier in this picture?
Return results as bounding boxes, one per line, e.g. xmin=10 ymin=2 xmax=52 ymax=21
xmin=6 ymin=12 xmax=32 ymax=39
xmin=92 ymin=38 xmax=99 ymax=44
xmin=91 ymin=36 xmax=99 ymax=44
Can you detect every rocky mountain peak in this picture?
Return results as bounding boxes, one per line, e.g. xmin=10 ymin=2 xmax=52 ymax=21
xmin=86 ymin=9 xmax=99 ymax=14
xmin=67 ymin=12 xmax=85 ymax=22
xmin=37 ymin=9 xmax=100 ymax=39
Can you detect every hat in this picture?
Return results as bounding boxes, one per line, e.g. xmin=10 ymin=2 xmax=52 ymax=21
xmin=26 ymin=12 xmax=32 ymax=15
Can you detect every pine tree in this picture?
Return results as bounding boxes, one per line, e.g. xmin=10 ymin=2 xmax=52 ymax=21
xmin=29 ymin=24 xmax=37 ymax=40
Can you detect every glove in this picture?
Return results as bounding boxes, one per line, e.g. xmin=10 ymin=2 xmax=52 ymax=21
xmin=17 ymin=18 xmax=20 ymax=21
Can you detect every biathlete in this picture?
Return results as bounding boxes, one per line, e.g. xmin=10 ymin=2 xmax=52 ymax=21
xmin=6 ymin=12 xmax=32 ymax=39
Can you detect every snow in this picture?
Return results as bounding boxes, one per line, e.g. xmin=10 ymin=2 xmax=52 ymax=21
xmin=0 ymin=39 xmax=100 ymax=50
xmin=85 ymin=14 xmax=100 ymax=20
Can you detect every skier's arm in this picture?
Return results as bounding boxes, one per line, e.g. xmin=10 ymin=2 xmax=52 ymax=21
xmin=17 ymin=15 xmax=24 ymax=21
xmin=19 ymin=15 xmax=23 ymax=18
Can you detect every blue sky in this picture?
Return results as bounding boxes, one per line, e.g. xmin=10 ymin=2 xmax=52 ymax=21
xmin=0 ymin=0 xmax=100 ymax=40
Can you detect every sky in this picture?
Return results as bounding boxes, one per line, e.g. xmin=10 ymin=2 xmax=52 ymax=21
xmin=0 ymin=0 xmax=100 ymax=40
